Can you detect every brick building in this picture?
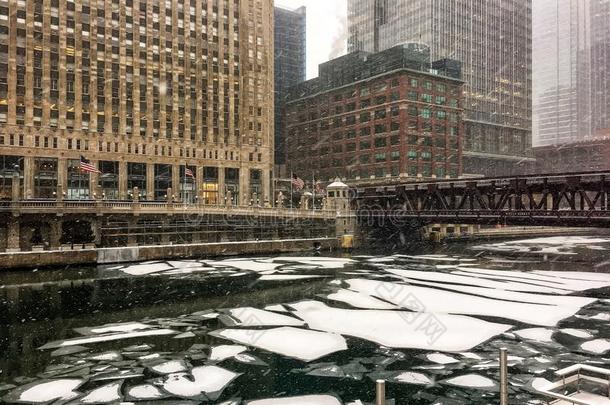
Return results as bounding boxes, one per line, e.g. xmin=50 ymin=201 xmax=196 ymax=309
xmin=284 ymin=44 xmax=463 ymax=184
xmin=0 ymin=0 xmax=274 ymax=206
xmin=534 ymin=136 xmax=610 ymax=173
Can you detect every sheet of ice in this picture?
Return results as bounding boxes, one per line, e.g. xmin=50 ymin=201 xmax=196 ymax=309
xmin=264 ymin=304 xmax=288 ymax=312
xmin=127 ymin=384 xmax=165 ymax=400
xmin=39 ymin=329 xmax=177 ymax=349
xmin=162 ymin=365 xmax=240 ymax=400
xmin=259 ymin=275 xmax=328 ymax=281
xmin=326 ymin=289 xmax=399 ymax=310
xmin=226 ymin=307 xmax=305 ymax=327
xmin=119 ymin=262 xmax=173 ymax=275
xmin=6 ymin=379 xmax=83 ymax=403
xmin=427 ymin=353 xmax=460 ymax=364
xmin=514 ymin=328 xmax=555 ymax=343
xmin=560 ymin=329 xmax=594 ymax=339
xmin=150 ymin=360 xmax=189 ymax=374
xmin=580 ymin=339 xmax=610 ymax=354
xmin=75 ymin=322 xmax=153 ymax=335
xmin=204 ymin=259 xmax=282 ymax=272
xmin=452 ymin=269 xmax=610 ymax=291
xmin=504 ymin=236 xmax=610 ymax=245
xmin=210 ymin=345 xmax=248 ymax=361
xmin=88 ymin=352 xmax=122 ymax=361
xmin=290 ymin=300 xmax=511 ymax=352
xmin=395 ymin=372 xmax=433 ymax=385
xmin=384 ymin=269 xmax=570 ymax=294
xmin=576 ymin=313 xmax=610 ymax=321
xmin=460 ymin=352 xmax=483 ymax=360
xmin=390 ymin=278 xmax=595 ymax=308
xmin=80 ymin=381 xmax=122 ymax=403
xmin=532 ymin=271 xmax=610 ymax=283
xmin=247 ymin=395 xmax=342 ymax=405
xmin=443 ymin=374 xmax=496 ymax=389
xmin=210 ymin=327 xmax=347 ymax=362
xmin=346 ymin=278 xmax=585 ymax=327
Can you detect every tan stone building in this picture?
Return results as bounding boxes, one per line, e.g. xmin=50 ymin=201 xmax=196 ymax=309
xmin=0 ymin=0 xmax=274 ymax=206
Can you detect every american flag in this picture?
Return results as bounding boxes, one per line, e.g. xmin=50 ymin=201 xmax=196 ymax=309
xmin=291 ymin=174 xmax=305 ymax=191
xmin=80 ymin=156 xmax=101 ymax=174
xmin=185 ymin=167 xmax=195 ymax=178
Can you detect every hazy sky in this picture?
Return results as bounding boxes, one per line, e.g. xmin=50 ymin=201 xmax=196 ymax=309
xmin=275 ymin=0 xmax=348 ymax=79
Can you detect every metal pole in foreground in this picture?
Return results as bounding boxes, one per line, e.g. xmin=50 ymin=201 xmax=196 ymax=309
xmin=499 ymin=347 xmax=508 ymax=405
xmin=376 ymin=379 xmax=386 ymax=405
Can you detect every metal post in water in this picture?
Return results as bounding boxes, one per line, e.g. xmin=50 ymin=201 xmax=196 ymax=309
xmin=499 ymin=347 xmax=509 ymax=405
xmin=376 ymin=379 xmax=386 ymax=405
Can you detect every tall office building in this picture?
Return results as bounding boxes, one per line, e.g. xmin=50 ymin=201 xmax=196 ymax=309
xmin=590 ymin=0 xmax=610 ymax=138
xmin=533 ymin=0 xmax=610 ymax=146
xmin=0 ymin=0 xmax=274 ymax=205
xmin=274 ymin=5 xmax=306 ymax=166
xmin=347 ymin=0 xmax=533 ymax=176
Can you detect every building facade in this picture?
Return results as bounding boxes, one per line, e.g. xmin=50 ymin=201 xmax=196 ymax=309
xmin=347 ymin=0 xmax=533 ymax=176
xmin=533 ymin=0 xmax=610 ymax=146
xmin=534 ymin=137 xmax=610 ymax=173
xmin=284 ymin=44 xmax=463 ymax=184
xmin=273 ymin=5 xmax=305 ymax=166
xmin=590 ymin=0 xmax=610 ymax=139
xmin=0 ymin=0 xmax=274 ymax=205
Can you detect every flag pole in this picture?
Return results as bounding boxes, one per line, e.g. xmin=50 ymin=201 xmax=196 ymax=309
xmin=290 ymin=171 xmax=293 ymax=209
xmin=312 ymin=174 xmax=315 ymax=212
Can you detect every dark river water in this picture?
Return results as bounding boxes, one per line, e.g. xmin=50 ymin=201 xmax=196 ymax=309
xmin=1 ymin=235 xmax=610 ymax=404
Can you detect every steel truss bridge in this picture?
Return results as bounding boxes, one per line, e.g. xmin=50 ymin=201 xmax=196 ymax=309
xmin=355 ymin=171 xmax=610 ymax=228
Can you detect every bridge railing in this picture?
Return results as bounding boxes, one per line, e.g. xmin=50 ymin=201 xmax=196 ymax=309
xmin=0 ymin=199 xmax=337 ymax=219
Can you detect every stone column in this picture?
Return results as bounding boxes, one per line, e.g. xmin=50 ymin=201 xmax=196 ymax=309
xmin=262 ymin=169 xmax=271 ymax=207
xmin=23 ymin=156 xmax=34 ymax=199
xmin=239 ymin=167 xmax=249 ymax=206
xmin=146 ymin=163 xmax=155 ymax=200
xmin=89 ymin=159 xmax=100 ymax=198
xmin=127 ymin=217 xmax=138 ymax=246
xmin=119 ymin=161 xmax=128 ymax=199
xmin=91 ymin=219 xmax=101 ymax=246
xmin=57 ymin=158 xmax=67 ymax=199
xmin=218 ymin=167 xmax=225 ymax=204
xmin=12 ymin=172 xmax=20 ymax=201
xmin=7 ymin=218 xmax=20 ymax=252
xmin=196 ymin=166 xmax=204 ymax=201
xmin=49 ymin=219 xmax=62 ymax=250
xmin=172 ymin=164 xmax=181 ymax=202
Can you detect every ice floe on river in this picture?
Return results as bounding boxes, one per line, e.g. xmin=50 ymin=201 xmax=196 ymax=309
xmin=290 ymin=300 xmax=512 ymax=352
xmin=6 ymin=246 xmax=610 ymax=404
xmin=210 ymin=326 xmax=348 ymax=362
xmin=346 ymin=278 xmax=595 ymax=326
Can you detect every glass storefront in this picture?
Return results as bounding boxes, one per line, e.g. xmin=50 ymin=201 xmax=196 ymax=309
xmin=33 ymin=158 xmax=57 ymax=199
xmin=127 ymin=162 xmax=146 ymax=200
xmin=154 ymin=164 xmax=172 ymax=200
xmin=99 ymin=161 xmax=119 ymax=199
xmin=225 ymin=168 xmax=239 ymax=206
xmin=0 ymin=156 xmax=22 ymax=200
xmin=202 ymin=167 xmax=219 ymax=205
xmin=67 ymin=159 xmax=90 ymax=199
xmin=179 ymin=166 xmax=196 ymax=203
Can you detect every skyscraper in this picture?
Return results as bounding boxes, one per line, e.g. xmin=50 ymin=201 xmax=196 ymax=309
xmin=347 ymin=0 xmax=533 ymax=176
xmin=590 ymin=0 xmax=610 ymax=138
xmin=274 ymin=5 xmax=306 ymax=166
xmin=0 ymin=0 xmax=274 ymax=205
xmin=533 ymin=0 xmax=610 ymax=146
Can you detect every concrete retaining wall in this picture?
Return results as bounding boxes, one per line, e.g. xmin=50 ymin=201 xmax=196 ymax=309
xmin=0 ymin=238 xmax=339 ymax=270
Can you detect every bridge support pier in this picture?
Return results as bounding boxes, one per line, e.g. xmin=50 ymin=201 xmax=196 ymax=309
xmin=7 ymin=218 xmax=20 ymax=252
xmin=49 ymin=219 xmax=62 ymax=250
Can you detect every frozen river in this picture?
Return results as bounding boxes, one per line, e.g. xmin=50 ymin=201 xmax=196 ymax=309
xmin=1 ymin=235 xmax=610 ymax=404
